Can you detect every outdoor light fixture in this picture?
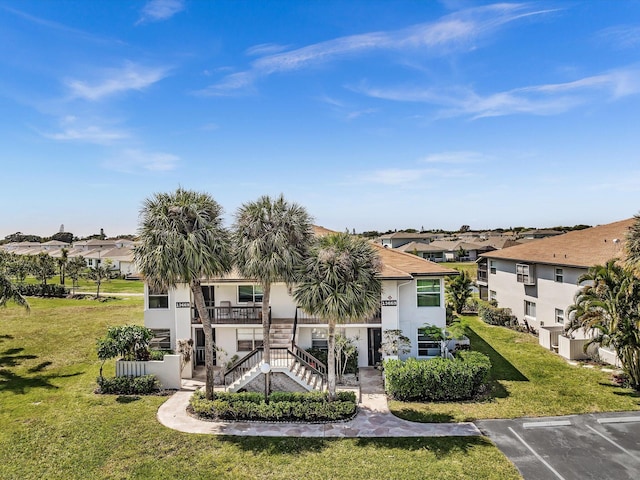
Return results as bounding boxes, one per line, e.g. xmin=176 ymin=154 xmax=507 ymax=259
xmin=260 ymin=362 xmax=271 ymax=403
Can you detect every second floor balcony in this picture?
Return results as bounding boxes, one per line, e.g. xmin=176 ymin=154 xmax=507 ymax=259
xmin=192 ymin=304 xmax=269 ymax=325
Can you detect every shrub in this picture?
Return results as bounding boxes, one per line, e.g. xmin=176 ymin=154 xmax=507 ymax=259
xmin=149 ymin=349 xmax=173 ymax=360
xmin=478 ymin=303 xmax=517 ymax=327
xmin=307 ymin=347 xmax=358 ymax=375
xmin=97 ymin=374 xmax=161 ymax=395
xmin=384 ymin=353 xmax=491 ymax=402
xmin=189 ymin=389 xmax=357 ymax=422
xmin=17 ymin=284 xmax=68 ymax=298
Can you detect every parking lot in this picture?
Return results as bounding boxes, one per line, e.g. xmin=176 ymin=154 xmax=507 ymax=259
xmin=476 ymin=412 xmax=640 ymax=480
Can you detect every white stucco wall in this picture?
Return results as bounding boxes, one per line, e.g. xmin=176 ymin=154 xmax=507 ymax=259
xmin=487 ymin=259 xmax=584 ymax=330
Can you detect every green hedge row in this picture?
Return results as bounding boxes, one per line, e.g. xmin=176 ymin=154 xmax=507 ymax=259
xmin=17 ymin=284 xmax=69 ymax=298
xmin=384 ymin=351 xmax=491 ymax=401
xmin=97 ymin=375 xmax=161 ymax=395
xmin=189 ymin=390 xmax=357 ymax=422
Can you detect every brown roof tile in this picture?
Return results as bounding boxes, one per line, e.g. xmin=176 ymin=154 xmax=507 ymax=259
xmin=480 ymin=218 xmax=633 ymax=268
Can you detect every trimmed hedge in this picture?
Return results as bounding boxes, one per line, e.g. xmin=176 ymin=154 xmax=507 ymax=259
xmin=189 ymin=390 xmax=357 ymax=422
xmin=97 ymin=375 xmax=161 ymax=395
xmin=384 ymin=352 xmax=491 ymax=401
xmin=17 ymin=284 xmax=68 ymax=298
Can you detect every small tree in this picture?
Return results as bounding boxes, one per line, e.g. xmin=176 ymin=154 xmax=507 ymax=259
xmin=96 ymin=325 xmax=153 ymax=379
xmin=446 ymin=270 xmax=473 ymax=314
xmin=380 ymin=329 xmax=411 ymax=357
xmin=177 ymin=338 xmax=194 ymax=375
xmin=334 ymin=334 xmax=358 ymax=383
xmin=66 ymin=256 xmax=86 ymax=295
xmin=58 ymin=248 xmax=69 ymax=285
xmin=1 ymin=271 xmax=29 ymax=311
xmin=31 ymin=252 xmax=56 ymax=287
xmin=86 ymin=264 xmax=110 ymax=298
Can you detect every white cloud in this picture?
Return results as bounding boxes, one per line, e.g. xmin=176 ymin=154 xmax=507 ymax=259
xmin=356 ymin=66 xmax=640 ymax=118
xmin=245 ymin=43 xmax=291 ymax=57
xmin=598 ymin=25 xmax=640 ymax=49
xmin=137 ymin=0 xmax=185 ymax=24
xmin=103 ymin=149 xmax=180 ymax=173
xmin=200 ymin=3 xmax=555 ymax=95
xmin=66 ymin=62 xmax=169 ymax=101
xmin=361 ymin=167 xmax=477 ymax=186
xmin=42 ymin=126 xmax=129 ymax=144
xmin=421 ymin=151 xmax=487 ymax=164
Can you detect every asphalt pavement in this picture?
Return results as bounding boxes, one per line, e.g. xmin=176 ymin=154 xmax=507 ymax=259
xmin=476 ymin=412 xmax=640 ymax=480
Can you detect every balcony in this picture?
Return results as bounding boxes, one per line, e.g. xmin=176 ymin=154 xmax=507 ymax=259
xmin=295 ymin=307 xmax=381 ymax=325
xmin=192 ymin=305 xmax=270 ymax=325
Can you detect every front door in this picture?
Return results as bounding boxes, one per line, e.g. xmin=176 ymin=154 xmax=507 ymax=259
xmin=195 ymin=328 xmax=216 ymax=366
xmin=368 ymin=328 xmax=382 ymax=366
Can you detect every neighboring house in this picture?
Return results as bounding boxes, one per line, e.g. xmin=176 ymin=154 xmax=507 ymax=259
xmin=398 ymin=239 xmax=492 ymax=262
xmin=519 ymin=229 xmax=564 ymax=240
xmin=83 ymin=246 xmax=136 ymax=275
xmin=379 ymin=232 xmax=438 ymax=249
xmin=143 ymin=227 xmax=458 ymax=385
xmin=477 ymin=218 xmax=632 ymax=361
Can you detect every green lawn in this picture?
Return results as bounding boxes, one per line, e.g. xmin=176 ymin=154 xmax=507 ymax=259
xmin=24 ymin=276 xmax=144 ymax=294
xmin=444 ymin=261 xmax=477 ymax=278
xmin=390 ymin=316 xmax=640 ymax=423
xmin=0 ymin=298 xmax=519 ymax=480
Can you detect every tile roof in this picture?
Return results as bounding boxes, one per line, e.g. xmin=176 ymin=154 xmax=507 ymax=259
xmin=480 ymin=218 xmax=633 ymax=268
xmin=372 ymin=243 xmax=459 ymax=279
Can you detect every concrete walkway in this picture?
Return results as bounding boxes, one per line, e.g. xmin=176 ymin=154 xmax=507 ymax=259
xmin=157 ymin=368 xmax=480 ymax=437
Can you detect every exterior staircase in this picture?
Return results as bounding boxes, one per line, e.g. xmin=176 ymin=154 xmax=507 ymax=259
xmin=223 ymin=321 xmax=327 ymax=393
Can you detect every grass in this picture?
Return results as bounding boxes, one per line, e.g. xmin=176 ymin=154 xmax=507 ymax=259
xmin=389 ymin=316 xmax=640 ymax=423
xmin=24 ymin=275 xmax=144 ymax=294
xmin=444 ymin=261 xmax=477 ymax=278
xmin=0 ymin=298 xmax=520 ymax=480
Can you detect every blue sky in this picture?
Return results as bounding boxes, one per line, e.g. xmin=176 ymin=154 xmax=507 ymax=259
xmin=1 ymin=0 xmax=640 ymax=238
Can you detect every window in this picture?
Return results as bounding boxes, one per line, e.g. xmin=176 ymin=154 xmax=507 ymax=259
xmin=238 ymin=285 xmax=263 ymax=303
xmin=417 ymin=329 xmax=441 ymax=357
xmin=311 ymin=328 xmax=328 ymax=349
xmin=555 ymin=308 xmax=565 ymax=324
xmin=149 ymin=329 xmax=171 ymax=350
xmin=148 ymin=288 xmax=169 ymax=309
xmin=555 ymin=268 xmax=564 ymax=283
xmin=524 ymin=300 xmax=536 ymax=318
xmin=516 ymin=264 xmax=535 ymax=285
xmin=237 ymin=328 xmax=263 ymax=351
xmin=417 ymin=279 xmax=441 ymax=307
xmin=490 ymin=260 xmax=496 ymax=274
xmin=490 ymin=290 xmax=497 ymax=301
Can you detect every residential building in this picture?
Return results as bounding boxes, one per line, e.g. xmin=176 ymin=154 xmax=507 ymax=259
xmin=477 ymin=218 xmax=632 ymax=361
xmin=143 ymin=227 xmax=458 ymax=386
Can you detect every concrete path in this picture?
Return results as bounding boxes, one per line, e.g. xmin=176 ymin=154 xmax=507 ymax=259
xmin=157 ymin=368 xmax=480 ymax=437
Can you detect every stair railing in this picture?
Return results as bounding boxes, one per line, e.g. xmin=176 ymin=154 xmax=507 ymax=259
xmin=223 ymin=346 xmax=264 ymax=388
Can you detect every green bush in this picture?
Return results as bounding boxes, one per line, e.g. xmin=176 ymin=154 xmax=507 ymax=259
xmin=384 ymin=354 xmax=491 ymax=402
xmin=189 ymin=390 xmax=357 ymax=422
xmin=17 ymin=284 xmax=68 ymax=298
xmin=148 ymin=349 xmax=173 ymax=360
xmin=97 ymin=375 xmax=161 ymax=395
xmin=478 ymin=303 xmax=516 ymax=327
xmin=306 ymin=347 xmax=358 ymax=375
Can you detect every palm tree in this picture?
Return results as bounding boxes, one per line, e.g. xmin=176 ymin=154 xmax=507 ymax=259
xmin=233 ymin=194 xmax=312 ymax=394
xmin=567 ymin=260 xmax=640 ymax=389
xmin=0 ymin=271 xmax=29 ymax=311
xmin=625 ymin=213 xmax=640 ymax=269
xmin=446 ymin=270 xmax=473 ymax=314
xmin=293 ymin=232 xmax=381 ymax=399
xmin=135 ymin=188 xmax=232 ymax=399
xmin=58 ymin=248 xmax=69 ymax=285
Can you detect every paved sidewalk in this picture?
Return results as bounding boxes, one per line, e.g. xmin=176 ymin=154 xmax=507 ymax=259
xmin=157 ymin=368 xmax=480 ymax=437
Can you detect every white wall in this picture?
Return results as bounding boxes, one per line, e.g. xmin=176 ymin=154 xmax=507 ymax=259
xmin=487 ymin=259 xmax=584 ymax=330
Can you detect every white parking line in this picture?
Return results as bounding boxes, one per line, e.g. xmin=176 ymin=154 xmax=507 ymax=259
xmin=523 ymin=420 xmax=572 ymax=428
xmin=597 ymin=416 xmax=640 ymax=424
xmin=585 ymin=424 xmax=640 ymax=461
xmin=508 ymin=427 xmax=567 ymax=480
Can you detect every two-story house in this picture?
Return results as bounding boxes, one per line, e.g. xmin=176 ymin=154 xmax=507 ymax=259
xmin=143 ymin=229 xmax=458 ymax=384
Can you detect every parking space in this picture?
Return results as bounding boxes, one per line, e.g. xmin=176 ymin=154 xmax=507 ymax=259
xmin=476 ymin=412 xmax=640 ymax=480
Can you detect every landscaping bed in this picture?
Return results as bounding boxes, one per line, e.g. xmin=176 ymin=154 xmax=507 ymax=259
xmin=189 ymin=390 xmax=357 ymax=422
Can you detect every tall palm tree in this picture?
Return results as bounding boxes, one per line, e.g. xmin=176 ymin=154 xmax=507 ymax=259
xmin=567 ymin=260 xmax=640 ymax=389
xmin=233 ymin=194 xmax=313 ymax=374
xmin=58 ymin=248 xmax=69 ymax=285
xmin=626 ymin=213 xmax=640 ymax=275
xmin=293 ymin=232 xmax=381 ymax=399
xmin=0 ymin=271 xmax=29 ymax=311
xmin=135 ymin=188 xmax=232 ymax=399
